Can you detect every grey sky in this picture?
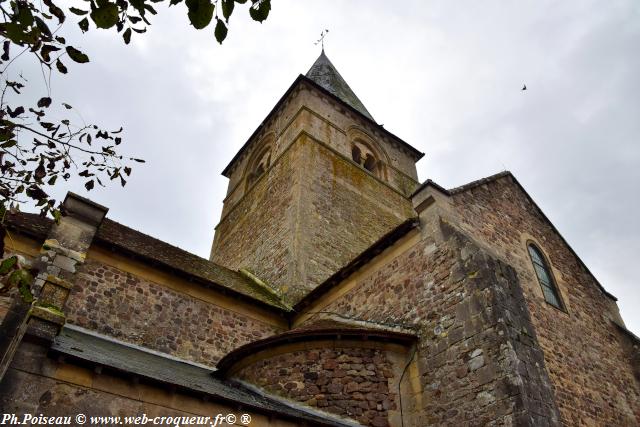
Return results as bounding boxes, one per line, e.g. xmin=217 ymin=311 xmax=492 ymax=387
xmin=14 ymin=0 xmax=640 ymax=333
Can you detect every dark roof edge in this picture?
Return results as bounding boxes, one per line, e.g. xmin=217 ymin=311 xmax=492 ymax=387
xmin=449 ymin=171 xmax=618 ymax=301
xmin=50 ymin=328 xmax=348 ymax=427
xmin=221 ymin=75 xmax=424 ymax=177
xmin=93 ymin=236 xmax=290 ymax=313
xmin=4 ymin=214 xmax=289 ymax=314
xmin=614 ymin=321 xmax=640 ymax=345
xmin=448 ymin=170 xmax=512 ymax=195
xmin=292 ymin=218 xmax=420 ymax=314
xmin=410 ymin=179 xmax=451 ymax=198
xmin=216 ymin=328 xmax=417 ymax=374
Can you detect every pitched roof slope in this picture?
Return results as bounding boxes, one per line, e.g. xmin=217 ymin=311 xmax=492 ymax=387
xmin=306 ymin=50 xmax=375 ymax=121
xmin=4 ymin=212 xmax=289 ymax=311
xmin=52 ymin=326 xmax=350 ymax=426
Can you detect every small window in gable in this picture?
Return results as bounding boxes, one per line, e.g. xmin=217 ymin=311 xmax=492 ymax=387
xmin=528 ymin=244 xmax=564 ymax=310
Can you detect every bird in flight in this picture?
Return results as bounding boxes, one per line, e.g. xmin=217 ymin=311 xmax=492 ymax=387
xmin=522 ymin=84 xmax=527 ymax=91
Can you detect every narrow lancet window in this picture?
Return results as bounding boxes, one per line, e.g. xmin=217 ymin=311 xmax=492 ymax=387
xmin=528 ymin=244 xmax=563 ymax=309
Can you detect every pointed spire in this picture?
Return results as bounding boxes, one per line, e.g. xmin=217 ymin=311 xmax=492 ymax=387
xmin=305 ymin=51 xmax=374 ymax=121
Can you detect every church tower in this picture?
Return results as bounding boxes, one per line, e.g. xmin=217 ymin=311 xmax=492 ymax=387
xmin=210 ymin=52 xmax=424 ymax=304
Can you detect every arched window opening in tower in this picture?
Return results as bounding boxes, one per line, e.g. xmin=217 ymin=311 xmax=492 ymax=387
xmin=350 ymin=141 xmax=379 ymax=176
xmin=351 ymin=145 xmax=362 ymax=165
xmin=528 ymin=244 xmax=564 ymax=310
xmin=363 ymin=154 xmax=376 ymax=172
xmin=247 ymin=149 xmax=271 ymax=188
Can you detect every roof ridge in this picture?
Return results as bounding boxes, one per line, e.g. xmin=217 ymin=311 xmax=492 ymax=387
xmin=448 ymin=170 xmax=513 ymax=194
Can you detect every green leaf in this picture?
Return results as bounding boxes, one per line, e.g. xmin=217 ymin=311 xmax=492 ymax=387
xmin=90 ymin=2 xmax=119 ymax=29
xmin=78 ymin=17 xmax=90 ymax=32
xmin=66 ymin=46 xmax=90 ymax=63
xmin=123 ymin=28 xmax=132 ymax=44
xmin=56 ymin=59 xmax=68 ymax=74
xmin=144 ymin=4 xmax=157 ymax=14
xmin=221 ymin=0 xmax=234 ymax=21
xmin=0 ymin=140 xmax=17 ymax=148
xmin=0 ymin=256 xmax=17 ymax=275
xmin=69 ymin=7 xmax=88 ymax=15
xmin=214 ymin=18 xmax=228 ymax=43
xmin=44 ymin=0 xmax=66 ymax=24
xmin=41 ymin=45 xmax=61 ymax=63
xmin=249 ymin=0 xmax=270 ymax=22
xmin=186 ymin=0 xmax=214 ymax=30
xmin=16 ymin=4 xmax=35 ymax=27
xmin=37 ymin=97 xmax=52 ymax=108
xmin=52 ymin=209 xmax=62 ymax=224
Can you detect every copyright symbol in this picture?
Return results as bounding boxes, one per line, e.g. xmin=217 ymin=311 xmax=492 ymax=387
xmin=76 ymin=414 xmax=86 ymax=424
xmin=226 ymin=414 xmax=236 ymax=424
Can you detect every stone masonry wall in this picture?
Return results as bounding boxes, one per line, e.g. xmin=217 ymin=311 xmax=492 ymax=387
xmin=212 ymin=134 xmax=413 ymax=305
xmin=211 ymin=135 xmax=299 ymax=299
xmin=308 ymin=218 xmax=560 ymax=425
xmin=297 ymin=136 xmax=414 ymax=301
xmin=236 ymin=346 xmax=398 ymax=427
xmin=451 ymin=175 xmax=640 ymax=425
xmin=66 ymin=258 xmax=282 ymax=366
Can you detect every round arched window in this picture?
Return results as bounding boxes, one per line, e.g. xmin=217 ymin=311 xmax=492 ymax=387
xmin=350 ymin=141 xmax=378 ymax=175
xmin=527 ymin=244 xmax=564 ymax=309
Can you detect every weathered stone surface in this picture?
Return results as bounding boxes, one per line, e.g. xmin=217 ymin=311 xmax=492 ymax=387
xmin=66 ymin=259 xmax=282 ymax=366
xmin=451 ymin=174 xmax=640 ymax=425
xmin=236 ymin=347 xmax=398 ymax=426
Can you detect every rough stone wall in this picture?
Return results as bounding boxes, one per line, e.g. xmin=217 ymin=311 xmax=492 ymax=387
xmin=297 ymin=136 xmax=414 ymax=300
xmin=66 ymin=258 xmax=281 ymax=366
xmin=450 ymin=176 xmax=640 ymax=425
xmin=213 ymin=133 xmax=413 ymax=304
xmin=211 ymin=136 xmax=300 ymax=297
xmin=236 ymin=346 xmax=398 ymax=427
xmin=307 ymin=218 xmax=560 ymax=425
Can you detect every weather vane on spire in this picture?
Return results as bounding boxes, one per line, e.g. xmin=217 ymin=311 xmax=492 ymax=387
xmin=315 ymin=29 xmax=329 ymax=51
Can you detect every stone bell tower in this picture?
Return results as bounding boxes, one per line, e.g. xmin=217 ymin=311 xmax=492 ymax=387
xmin=210 ymin=51 xmax=424 ymax=304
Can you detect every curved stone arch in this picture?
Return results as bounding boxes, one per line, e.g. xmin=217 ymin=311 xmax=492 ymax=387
xmin=243 ymin=133 xmax=275 ymax=190
xmin=346 ymin=126 xmax=391 ymax=164
xmin=346 ymin=126 xmax=390 ymax=180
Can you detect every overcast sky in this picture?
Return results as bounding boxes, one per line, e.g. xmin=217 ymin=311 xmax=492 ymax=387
xmin=13 ymin=0 xmax=640 ymax=334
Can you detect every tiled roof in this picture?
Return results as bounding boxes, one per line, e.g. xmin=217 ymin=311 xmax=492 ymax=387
xmin=4 ymin=212 xmax=290 ymax=311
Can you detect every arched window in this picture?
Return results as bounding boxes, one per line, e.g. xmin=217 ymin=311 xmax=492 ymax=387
xmin=527 ymin=244 xmax=564 ymax=309
xmin=350 ymin=141 xmax=379 ymax=175
xmin=246 ymin=148 xmax=271 ymax=188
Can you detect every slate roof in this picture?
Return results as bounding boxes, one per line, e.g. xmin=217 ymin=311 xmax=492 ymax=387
xmin=51 ymin=326 xmax=351 ymax=427
xmin=4 ymin=212 xmax=290 ymax=311
xmin=306 ymin=50 xmax=374 ymax=121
